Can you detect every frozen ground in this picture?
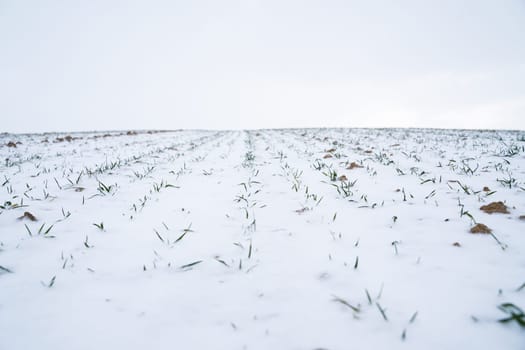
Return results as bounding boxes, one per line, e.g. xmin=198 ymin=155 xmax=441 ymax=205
xmin=0 ymin=128 xmax=524 ymax=349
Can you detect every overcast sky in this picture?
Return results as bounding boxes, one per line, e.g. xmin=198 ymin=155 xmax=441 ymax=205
xmin=1 ymin=0 xmax=524 ymax=133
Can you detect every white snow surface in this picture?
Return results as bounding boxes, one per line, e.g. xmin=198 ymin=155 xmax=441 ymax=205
xmin=0 ymin=128 xmax=524 ymax=349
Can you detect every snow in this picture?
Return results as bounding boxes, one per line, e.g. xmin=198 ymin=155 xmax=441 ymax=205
xmin=0 ymin=128 xmax=524 ymax=349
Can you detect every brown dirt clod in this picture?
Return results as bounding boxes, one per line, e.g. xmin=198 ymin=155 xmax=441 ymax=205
xmin=470 ymin=223 xmax=492 ymax=234
xmin=347 ymin=162 xmax=363 ymax=170
xmin=338 ymin=175 xmax=348 ymax=182
xmin=480 ymin=201 xmax=509 ymax=214
xmin=323 ymin=154 xmax=333 ymax=159
xmin=452 ymin=242 xmax=461 ymax=247
xmin=519 ymin=215 xmax=525 ymax=221
xmin=7 ymin=141 xmax=17 ymax=147
xmin=482 ymin=186 xmax=490 ymax=192
xmin=18 ymin=211 xmax=37 ymax=221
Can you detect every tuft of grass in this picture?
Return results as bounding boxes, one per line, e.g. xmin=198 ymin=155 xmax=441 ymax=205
xmin=24 ymin=224 xmax=32 ymax=237
xmin=179 ymin=260 xmax=203 ymax=270
xmin=332 ymin=295 xmax=360 ymax=313
xmin=391 ymin=241 xmax=400 ymax=255
xmin=54 ymin=177 xmax=62 ymax=190
xmin=97 ymin=181 xmax=114 ymax=195
xmin=376 ymin=283 xmax=384 ymax=299
xmin=0 ymin=265 xmax=13 ymax=274
xmin=498 ymin=303 xmax=525 ymax=327
xmin=37 ymin=223 xmax=54 ymax=237
xmin=215 ymin=257 xmax=230 ymax=267
xmin=48 ymin=275 xmax=57 ymax=287
xmin=84 ymin=235 xmax=92 ymax=248
xmin=153 ymin=229 xmax=165 ymax=243
xmin=365 ymin=289 xmax=372 ymax=305
xmin=174 ymin=224 xmax=193 ymax=243
xmin=376 ymin=302 xmax=388 ymax=321
xmin=402 ymin=310 xmax=419 ymax=340
xmin=41 ymin=275 xmax=56 ymax=288
xmin=93 ymin=222 xmax=105 ymax=231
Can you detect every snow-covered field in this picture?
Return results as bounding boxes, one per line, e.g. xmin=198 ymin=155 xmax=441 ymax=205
xmin=1 ymin=128 xmax=524 ymax=349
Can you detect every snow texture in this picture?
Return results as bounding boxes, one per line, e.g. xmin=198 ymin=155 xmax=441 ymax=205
xmin=1 ymin=129 xmax=524 ymax=349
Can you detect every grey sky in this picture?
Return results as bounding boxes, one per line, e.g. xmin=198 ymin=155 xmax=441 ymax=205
xmin=1 ymin=0 xmax=524 ymax=133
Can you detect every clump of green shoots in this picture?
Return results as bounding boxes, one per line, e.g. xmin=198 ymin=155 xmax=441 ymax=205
xmin=93 ymin=222 xmax=105 ymax=231
xmin=498 ymin=303 xmax=525 ymax=327
xmin=96 ymin=180 xmax=116 ymax=196
xmin=24 ymin=223 xmax=54 ymax=238
xmin=41 ymin=275 xmax=56 ymax=288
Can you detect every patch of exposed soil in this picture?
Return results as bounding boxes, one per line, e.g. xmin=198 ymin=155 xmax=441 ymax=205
xmin=470 ymin=223 xmax=492 ymax=234
xmin=347 ymin=162 xmax=363 ymax=170
xmin=480 ymin=201 xmax=509 ymax=214
xmin=323 ymin=154 xmax=333 ymax=159
xmin=338 ymin=175 xmax=348 ymax=181
xmin=18 ymin=211 xmax=37 ymax=221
